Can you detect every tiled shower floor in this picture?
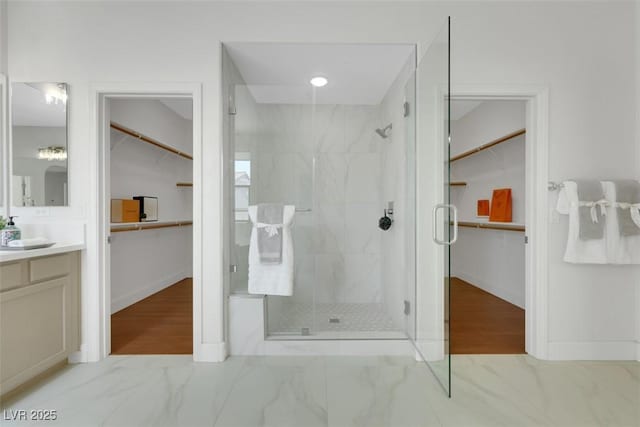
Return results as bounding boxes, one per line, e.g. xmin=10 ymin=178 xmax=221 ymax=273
xmin=267 ymin=302 xmax=405 ymax=338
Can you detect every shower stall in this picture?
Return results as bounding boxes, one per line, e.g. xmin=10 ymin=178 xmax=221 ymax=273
xmin=222 ymin=22 xmax=452 ymax=396
xmin=223 ymin=42 xmax=417 ymax=340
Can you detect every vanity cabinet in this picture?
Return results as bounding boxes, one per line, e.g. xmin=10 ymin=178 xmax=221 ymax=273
xmin=0 ymin=251 xmax=80 ymax=397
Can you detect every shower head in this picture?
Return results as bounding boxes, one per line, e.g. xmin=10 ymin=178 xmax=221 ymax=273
xmin=375 ymin=123 xmax=392 ymax=139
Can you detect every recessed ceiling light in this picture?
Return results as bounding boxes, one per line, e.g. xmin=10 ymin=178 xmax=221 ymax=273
xmin=310 ymin=76 xmax=328 ymax=87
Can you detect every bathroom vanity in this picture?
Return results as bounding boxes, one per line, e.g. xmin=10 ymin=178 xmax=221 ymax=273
xmin=0 ymin=244 xmax=83 ymax=397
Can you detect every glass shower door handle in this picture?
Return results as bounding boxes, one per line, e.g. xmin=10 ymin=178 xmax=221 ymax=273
xmin=432 ymin=204 xmax=458 ymax=246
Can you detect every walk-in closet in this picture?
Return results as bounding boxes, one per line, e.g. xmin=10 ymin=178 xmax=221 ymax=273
xmin=449 ymin=100 xmax=527 ymax=354
xmin=108 ymin=98 xmax=194 ymax=354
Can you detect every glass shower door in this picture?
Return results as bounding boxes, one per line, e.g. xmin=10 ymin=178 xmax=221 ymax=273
xmin=413 ymin=18 xmax=453 ymax=397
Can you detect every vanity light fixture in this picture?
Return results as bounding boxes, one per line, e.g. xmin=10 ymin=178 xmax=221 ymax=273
xmin=38 ymin=146 xmax=67 ymax=161
xmin=310 ymin=76 xmax=328 ymax=87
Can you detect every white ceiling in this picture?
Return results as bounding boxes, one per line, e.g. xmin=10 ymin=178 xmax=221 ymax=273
xmin=160 ymin=99 xmax=193 ymax=120
xmin=11 ymin=83 xmax=67 ymax=127
xmin=225 ymin=43 xmax=415 ymax=105
xmin=450 ymin=100 xmax=483 ymax=121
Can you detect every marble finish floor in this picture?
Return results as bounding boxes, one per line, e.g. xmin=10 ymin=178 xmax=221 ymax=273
xmin=1 ymin=355 xmax=638 ymax=427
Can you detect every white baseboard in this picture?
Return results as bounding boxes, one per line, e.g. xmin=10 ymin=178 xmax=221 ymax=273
xmin=455 ymin=273 xmax=524 ymax=309
xmin=548 ymin=341 xmax=637 ymax=360
xmin=68 ymin=351 xmax=87 ymax=364
xmin=194 ymin=342 xmax=227 ymax=362
xmin=68 ymin=344 xmax=89 ymax=363
xmin=111 ymin=272 xmax=188 ymax=314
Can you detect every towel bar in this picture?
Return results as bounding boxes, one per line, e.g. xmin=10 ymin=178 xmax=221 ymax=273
xmin=235 ymin=208 xmax=312 ymax=212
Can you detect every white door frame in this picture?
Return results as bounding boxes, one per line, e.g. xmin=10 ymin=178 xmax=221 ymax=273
xmin=450 ymin=85 xmax=549 ymax=359
xmin=90 ymin=82 xmax=203 ymax=360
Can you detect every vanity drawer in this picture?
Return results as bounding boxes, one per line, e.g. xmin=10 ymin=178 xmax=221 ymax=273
xmin=0 ymin=262 xmax=25 ymax=291
xmin=29 ymin=254 xmax=71 ymax=283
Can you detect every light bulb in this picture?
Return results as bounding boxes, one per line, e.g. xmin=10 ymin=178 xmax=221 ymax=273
xmin=310 ymin=76 xmax=328 ymax=87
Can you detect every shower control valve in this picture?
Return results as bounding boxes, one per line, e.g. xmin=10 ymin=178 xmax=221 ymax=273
xmin=379 ymin=209 xmax=393 ymax=231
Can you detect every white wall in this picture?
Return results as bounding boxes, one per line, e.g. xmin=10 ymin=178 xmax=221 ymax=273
xmin=450 ymin=101 xmax=526 ymax=308
xmin=0 ymin=0 xmax=6 ymax=75
xmin=5 ymin=1 xmax=639 ymax=361
xmin=109 ymin=99 xmax=193 ymax=313
xmin=110 ymin=99 xmax=192 ymax=156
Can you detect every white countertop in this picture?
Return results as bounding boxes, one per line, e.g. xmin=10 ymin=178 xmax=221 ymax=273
xmin=0 ymin=242 xmax=85 ymax=263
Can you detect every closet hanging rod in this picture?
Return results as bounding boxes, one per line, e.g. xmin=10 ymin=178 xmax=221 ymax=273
xmin=234 ymin=208 xmax=312 ymax=213
xmin=111 ymin=220 xmax=193 ymax=233
xmin=110 ymin=122 xmax=194 ymax=160
xmin=449 ymin=128 xmax=526 ymax=163
xmin=453 ymin=221 xmax=525 ymax=232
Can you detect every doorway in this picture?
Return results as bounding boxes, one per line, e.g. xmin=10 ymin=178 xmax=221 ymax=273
xmin=103 ymin=96 xmax=195 ymax=355
xmin=448 ymin=99 xmax=527 ymax=354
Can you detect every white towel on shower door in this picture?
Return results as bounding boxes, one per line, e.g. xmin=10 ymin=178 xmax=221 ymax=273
xmin=248 ymin=205 xmax=295 ymax=296
xmin=556 ymin=181 xmax=608 ymax=264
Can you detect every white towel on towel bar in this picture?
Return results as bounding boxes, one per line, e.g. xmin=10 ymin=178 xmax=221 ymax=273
xmin=248 ymin=205 xmax=295 ymax=296
xmin=602 ymin=181 xmax=640 ymax=264
xmin=557 ymin=180 xmax=640 ymax=264
xmin=556 ymin=181 xmax=608 ymax=264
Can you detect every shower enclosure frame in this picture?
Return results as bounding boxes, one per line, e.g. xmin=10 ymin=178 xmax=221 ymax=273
xmin=223 ymin=42 xmax=420 ymax=344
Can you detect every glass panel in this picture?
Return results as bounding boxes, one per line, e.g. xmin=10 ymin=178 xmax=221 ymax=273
xmin=414 ymin=19 xmax=451 ymax=396
xmin=404 ymin=70 xmax=417 ymax=343
xmin=11 ymin=82 xmax=69 ymax=207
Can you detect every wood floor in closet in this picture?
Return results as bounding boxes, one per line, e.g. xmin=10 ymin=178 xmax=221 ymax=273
xmin=450 ymin=277 xmax=525 ymax=354
xmin=111 ymin=278 xmax=193 ymax=355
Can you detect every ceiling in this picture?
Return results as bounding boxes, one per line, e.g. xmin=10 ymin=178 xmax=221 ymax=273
xmin=160 ymin=99 xmax=193 ymax=120
xmin=450 ymin=100 xmax=483 ymax=121
xmin=225 ymin=43 xmax=415 ymax=105
xmin=11 ymin=82 xmax=67 ymax=127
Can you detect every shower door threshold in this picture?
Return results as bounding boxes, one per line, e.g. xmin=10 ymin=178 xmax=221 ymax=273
xmin=265 ymin=330 xmax=408 ymax=340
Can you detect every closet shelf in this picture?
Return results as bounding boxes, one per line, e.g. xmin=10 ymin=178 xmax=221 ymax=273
xmin=450 ymin=128 xmax=526 ymax=163
xmin=455 ymin=221 xmax=525 ymax=233
xmin=110 ymin=122 xmax=194 ymax=160
xmin=110 ymin=220 xmax=193 ymax=233
xmin=176 ymin=182 xmax=193 ymax=187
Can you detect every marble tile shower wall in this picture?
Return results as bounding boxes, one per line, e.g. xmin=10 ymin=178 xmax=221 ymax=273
xmin=253 ymin=104 xmax=385 ymax=305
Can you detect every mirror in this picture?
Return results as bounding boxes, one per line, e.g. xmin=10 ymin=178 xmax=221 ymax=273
xmin=11 ymin=82 xmax=68 ymax=207
xmin=0 ymin=76 xmax=5 ymax=214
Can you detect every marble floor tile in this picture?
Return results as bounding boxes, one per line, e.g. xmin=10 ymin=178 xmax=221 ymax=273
xmin=2 ymin=356 xmax=245 ymax=427
xmin=1 ymin=354 xmax=638 ymax=427
xmin=213 ymin=358 xmax=327 ymax=427
xmin=326 ymin=362 xmax=442 ymax=427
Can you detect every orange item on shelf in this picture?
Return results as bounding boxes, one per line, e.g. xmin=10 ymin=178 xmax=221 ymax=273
xmin=489 ymin=188 xmax=512 ymax=222
xmin=477 ymin=199 xmax=490 ymax=217
xmin=111 ymin=199 xmax=140 ymax=223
